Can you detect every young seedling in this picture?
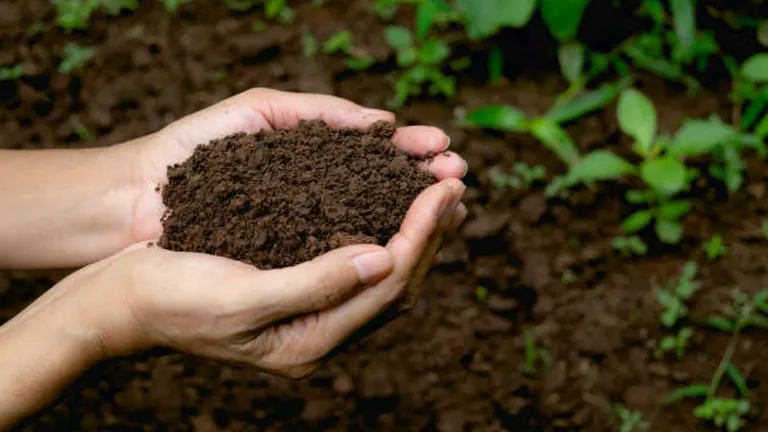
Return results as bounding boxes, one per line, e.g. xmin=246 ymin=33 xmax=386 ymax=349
xmin=729 ymin=53 xmax=768 ymax=137
xmin=264 ymin=0 xmax=294 ymax=23
xmin=58 ymin=43 xmax=96 ymax=74
xmin=612 ymin=236 xmax=648 ymax=257
xmin=474 ymin=286 xmax=488 ymax=304
xmin=657 ymin=261 xmax=700 ymax=328
xmin=614 ymin=404 xmax=650 ymax=432
xmin=323 ymin=31 xmax=375 ymax=72
xmin=302 ymin=33 xmax=318 ymax=58
xmin=0 ymin=65 xmax=24 ymax=81
xmin=654 ymin=326 xmax=692 ymax=359
xmin=664 ymin=289 xmax=768 ymax=431
xmin=520 ymin=325 xmax=550 ymax=376
xmin=703 ymin=234 xmax=727 ymax=261
xmin=52 ymin=0 xmax=100 ymax=30
xmin=490 ymin=163 xmax=545 ymax=190
xmin=72 ymin=121 xmax=92 ymax=142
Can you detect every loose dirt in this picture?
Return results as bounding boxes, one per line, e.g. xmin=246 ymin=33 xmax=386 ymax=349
xmin=159 ymin=120 xmax=434 ymax=269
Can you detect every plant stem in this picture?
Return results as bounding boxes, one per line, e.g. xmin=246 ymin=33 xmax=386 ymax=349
xmin=707 ymin=329 xmax=739 ymax=400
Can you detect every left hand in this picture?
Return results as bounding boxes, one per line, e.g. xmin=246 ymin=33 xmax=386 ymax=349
xmin=125 ymin=88 xmax=467 ymax=243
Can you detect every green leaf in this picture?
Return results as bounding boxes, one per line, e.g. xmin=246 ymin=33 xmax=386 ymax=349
xmin=558 ymin=42 xmax=584 ymax=84
xmin=419 ymin=38 xmax=451 ymax=65
xmin=345 ymin=56 xmax=375 ymax=70
xmin=488 ymin=45 xmax=504 ymax=85
xmin=641 ymin=157 xmax=687 ymax=197
xmin=626 ymin=189 xmax=652 ymax=204
xmin=456 ymin=0 xmax=537 ymax=40
xmin=670 ymin=0 xmax=695 ymax=62
xmin=656 ymin=219 xmax=683 ymax=244
xmin=742 ymin=54 xmax=768 ymax=83
xmin=545 ymin=78 xmax=630 ymax=125
xmin=565 ymin=150 xmax=636 ymax=185
xmin=462 ymin=105 xmax=528 ymax=132
xmin=529 ymin=119 xmax=581 ymax=166
xmin=669 ymin=120 xmax=737 ymax=158
xmin=618 ymin=88 xmax=657 ymax=154
xmin=708 ymin=316 xmax=735 ymax=331
xmin=725 ymin=363 xmax=750 ymax=397
xmin=623 ymin=210 xmax=654 ymax=233
xmin=663 ymin=384 xmax=710 ymax=405
xmin=415 ymin=0 xmax=450 ymax=40
xmin=397 ymin=47 xmax=418 ymax=67
xmin=324 ymin=31 xmax=354 ymax=54
xmin=540 ymin=0 xmax=591 ymax=42
xmin=384 ymin=26 xmax=413 ymax=50
xmin=658 ymin=200 xmax=692 ymax=220
xmin=756 ymin=114 xmax=768 ymax=140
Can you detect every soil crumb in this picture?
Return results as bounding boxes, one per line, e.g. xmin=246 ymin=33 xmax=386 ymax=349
xmin=159 ymin=120 xmax=435 ymax=269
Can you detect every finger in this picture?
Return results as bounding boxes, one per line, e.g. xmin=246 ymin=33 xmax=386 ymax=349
xmin=249 ymin=88 xmax=396 ymax=129
xmin=447 ymin=202 xmax=468 ymax=232
xmin=252 ymin=244 xmax=394 ymax=321
xmin=421 ymin=152 xmax=468 ymax=180
xmin=391 ymin=126 xmax=450 ymax=156
xmin=161 ymin=88 xmax=395 ymax=153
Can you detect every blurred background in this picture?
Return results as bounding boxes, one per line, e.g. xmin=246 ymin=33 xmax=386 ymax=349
xmin=2 ymin=0 xmax=768 ymax=430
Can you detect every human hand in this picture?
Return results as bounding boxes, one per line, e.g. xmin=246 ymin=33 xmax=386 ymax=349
xmin=126 ymin=88 xmax=467 ymax=243
xmin=59 ymin=174 xmax=464 ymax=378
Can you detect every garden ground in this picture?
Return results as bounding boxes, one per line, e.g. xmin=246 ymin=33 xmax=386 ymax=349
xmin=1 ymin=0 xmax=768 ymax=430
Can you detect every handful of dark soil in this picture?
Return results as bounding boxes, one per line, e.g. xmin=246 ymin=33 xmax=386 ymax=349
xmin=158 ymin=120 xmax=436 ymax=270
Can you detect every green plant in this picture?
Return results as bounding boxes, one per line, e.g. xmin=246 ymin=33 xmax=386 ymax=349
xmin=58 ymin=43 xmax=96 ymax=74
xmin=490 ymin=163 xmax=545 ymax=190
xmin=384 ymin=13 xmax=455 ymax=107
xmin=475 ymin=286 xmax=488 ymax=304
xmin=72 ymin=121 xmax=92 ymax=141
xmin=520 ymin=325 xmax=549 ymax=376
xmin=655 ymin=326 xmax=692 ymax=359
xmin=658 ymin=261 xmax=699 ymax=328
xmin=302 ymin=33 xmax=318 ymax=58
xmin=664 ymin=290 xmax=768 ymax=431
xmin=52 ymin=0 xmax=100 ymax=29
xmin=614 ymin=404 xmax=650 ymax=432
xmin=324 ymin=31 xmax=375 ymax=71
xmin=0 ymin=65 xmax=24 ymax=81
xmin=612 ymin=235 xmax=648 ymax=257
xmin=703 ymin=234 xmax=727 ymax=261
xmin=730 ymin=53 xmax=768 ymax=139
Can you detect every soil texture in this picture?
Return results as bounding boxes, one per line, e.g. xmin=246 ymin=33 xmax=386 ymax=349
xmin=159 ymin=120 xmax=434 ymax=269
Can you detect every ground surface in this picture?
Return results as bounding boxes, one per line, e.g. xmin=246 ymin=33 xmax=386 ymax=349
xmin=1 ymin=0 xmax=768 ymax=431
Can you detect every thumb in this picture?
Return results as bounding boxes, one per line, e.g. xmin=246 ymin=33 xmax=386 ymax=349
xmin=257 ymin=245 xmax=394 ymax=319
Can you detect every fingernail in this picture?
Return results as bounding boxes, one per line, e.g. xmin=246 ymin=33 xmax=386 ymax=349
xmin=441 ymin=136 xmax=451 ymax=152
xmin=460 ymin=159 xmax=469 ymax=178
xmin=352 ymin=250 xmax=394 ymax=284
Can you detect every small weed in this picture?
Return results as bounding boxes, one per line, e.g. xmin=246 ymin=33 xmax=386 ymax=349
xmin=612 ymin=235 xmax=648 ymax=257
xmin=72 ymin=121 xmax=92 ymax=141
xmin=52 ymin=0 xmax=100 ymax=30
xmin=324 ymin=31 xmax=375 ymax=71
xmin=302 ymin=33 xmax=318 ymax=58
xmin=520 ymin=325 xmax=549 ymax=376
xmin=58 ymin=43 xmax=96 ymax=74
xmin=490 ymin=163 xmax=545 ymax=190
xmin=474 ymin=286 xmax=488 ymax=304
xmin=665 ymin=289 xmax=768 ymax=431
xmin=560 ymin=269 xmax=578 ymax=284
xmin=762 ymin=218 xmax=768 ymax=239
xmin=264 ymin=0 xmax=294 ymax=23
xmin=657 ymin=261 xmax=699 ymax=328
xmin=614 ymin=404 xmax=650 ymax=432
xmin=654 ymin=326 xmax=692 ymax=359
xmin=703 ymin=234 xmax=727 ymax=261
xmin=0 ymin=65 xmax=24 ymax=81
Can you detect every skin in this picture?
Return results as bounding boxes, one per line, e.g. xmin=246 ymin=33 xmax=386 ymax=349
xmin=0 ymin=88 xmax=467 ymax=428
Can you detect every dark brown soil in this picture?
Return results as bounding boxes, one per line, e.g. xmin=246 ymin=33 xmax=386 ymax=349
xmin=3 ymin=0 xmax=768 ymax=431
xmin=159 ymin=120 xmax=434 ymax=269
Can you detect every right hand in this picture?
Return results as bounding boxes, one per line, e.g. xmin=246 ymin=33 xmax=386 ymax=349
xmin=52 ymin=178 xmax=465 ymax=378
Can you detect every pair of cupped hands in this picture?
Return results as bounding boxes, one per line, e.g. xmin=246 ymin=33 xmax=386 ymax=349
xmin=47 ymin=89 xmax=468 ymax=378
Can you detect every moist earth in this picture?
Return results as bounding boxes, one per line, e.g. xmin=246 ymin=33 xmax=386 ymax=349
xmin=1 ymin=0 xmax=768 ymax=431
xmin=159 ymin=120 xmax=435 ymax=269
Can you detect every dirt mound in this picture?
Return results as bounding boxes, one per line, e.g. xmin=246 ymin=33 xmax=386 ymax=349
xmin=159 ymin=120 xmax=435 ymax=269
